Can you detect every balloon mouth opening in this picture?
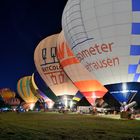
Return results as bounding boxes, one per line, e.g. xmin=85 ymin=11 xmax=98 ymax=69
xmin=29 ymin=103 xmax=35 ymax=110
xmin=54 ymin=95 xmax=75 ymax=109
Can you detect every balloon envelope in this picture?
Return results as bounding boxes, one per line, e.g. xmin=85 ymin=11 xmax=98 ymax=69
xmin=17 ymin=76 xmax=38 ymax=104
xmin=73 ymin=91 xmax=84 ymax=102
xmin=105 ymin=82 xmax=139 ymax=105
xmin=57 ymin=31 xmax=108 ymax=105
xmin=32 ymin=71 xmax=57 ymax=101
xmin=34 ymin=34 xmax=78 ymax=97
xmin=7 ymin=97 xmax=20 ymax=106
xmin=30 ymin=72 xmax=55 ymax=108
xmin=62 ymin=0 xmax=140 ymax=85
xmin=0 ymin=88 xmax=15 ymax=103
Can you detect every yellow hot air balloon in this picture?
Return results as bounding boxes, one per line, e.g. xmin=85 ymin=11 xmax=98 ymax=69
xmin=17 ymin=76 xmax=38 ymax=110
xmin=30 ymin=72 xmax=55 ymax=109
xmin=57 ymin=31 xmax=108 ymax=105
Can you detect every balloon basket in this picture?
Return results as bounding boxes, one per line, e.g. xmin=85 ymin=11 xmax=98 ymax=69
xmin=120 ymin=111 xmax=131 ymax=119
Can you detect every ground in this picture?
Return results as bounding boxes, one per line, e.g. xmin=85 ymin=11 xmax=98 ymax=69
xmin=0 ymin=112 xmax=140 ymax=140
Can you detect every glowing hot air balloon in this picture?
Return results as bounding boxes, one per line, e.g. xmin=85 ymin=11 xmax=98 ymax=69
xmin=7 ymin=97 xmax=20 ymax=110
xmin=57 ymin=31 xmax=108 ymax=105
xmin=62 ymin=0 xmax=140 ymax=106
xmin=17 ymin=76 xmax=38 ymax=110
xmin=7 ymin=98 xmax=20 ymax=106
xmin=30 ymin=72 xmax=55 ymax=109
xmin=0 ymin=88 xmax=15 ymax=103
xmin=31 ymin=71 xmax=57 ymax=102
xmin=105 ymin=82 xmax=139 ymax=106
xmin=73 ymin=91 xmax=84 ymax=102
xmin=34 ymin=34 xmax=79 ymax=108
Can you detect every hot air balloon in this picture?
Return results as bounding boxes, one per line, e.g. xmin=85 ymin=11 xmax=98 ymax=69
xmin=72 ymin=91 xmax=84 ymax=109
xmin=57 ymin=31 xmax=108 ymax=105
xmin=73 ymin=91 xmax=84 ymax=102
xmin=30 ymin=72 xmax=55 ymax=109
xmin=34 ymin=34 xmax=79 ymax=108
xmin=31 ymin=71 xmax=57 ymax=102
xmin=105 ymin=82 xmax=139 ymax=108
xmin=7 ymin=97 xmax=20 ymax=110
xmin=17 ymin=76 xmax=38 ymax=110
xmin=62 ymin=0 xmax=140 ymax=107
xmin=0 ymin=88 xmax=15 ymax=103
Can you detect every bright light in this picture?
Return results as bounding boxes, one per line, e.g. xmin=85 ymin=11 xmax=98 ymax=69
xmin=47 ymin=101 xmax=54 ymax=109
xmin=92 ymin=92 xmax=97 ymax=99
xmin=29 ymin=103 xmax=35 ymax=110
xmin=70 ymin=100 xmax=73 ymax=108
xmin=63 ymin=96 xmax=68 ymax=108
xmin=122 ymin=83 xmax=128 ymax=98
xmin=122 ymin=83 xmax=127 ymax=91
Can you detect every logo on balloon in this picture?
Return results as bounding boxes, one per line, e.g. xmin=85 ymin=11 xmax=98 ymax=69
xmin=40 ymin=47 xmax=65 ymax=85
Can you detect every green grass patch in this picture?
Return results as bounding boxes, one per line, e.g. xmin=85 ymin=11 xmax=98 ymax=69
xmin=0 ymin=112 xmax=140 ymax=140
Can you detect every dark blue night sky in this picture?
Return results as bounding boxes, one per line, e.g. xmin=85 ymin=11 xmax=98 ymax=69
xmin=0 ymin=0 xmax=67 ymax=92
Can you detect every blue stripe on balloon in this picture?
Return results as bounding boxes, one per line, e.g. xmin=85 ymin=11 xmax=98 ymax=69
xmin=133 ymin=73 xmax=140 ymax=81
xmin=132 ymin=23 xmax=140 ymax=34
xmin=26 ymin=78 xmax=30 ymax=97
xmin=130 ymin=45 xmax=140 ymax=55
xmin=132 ymin=0 xmax=140 ymax=11
xmin=128 ymin=64 xmax=138 ymax=73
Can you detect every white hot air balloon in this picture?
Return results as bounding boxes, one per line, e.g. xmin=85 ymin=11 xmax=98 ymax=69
xmin=62 ymin=0 xmax=140 ymax=85
xmin=57 ymin=31 xmax=108 ymax=106
xmin=34 ymin=34 xmax=79 ymax=108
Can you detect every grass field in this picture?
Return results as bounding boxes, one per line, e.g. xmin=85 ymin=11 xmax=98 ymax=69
xmin=0 ymin=112 xmax=140 ymax=140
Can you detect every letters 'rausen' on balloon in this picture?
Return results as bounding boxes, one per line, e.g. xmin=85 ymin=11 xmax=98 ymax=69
xmin=62 ymin=0 xmax=140 ymax=85
xmin=57 ymin=31 xmax=108 ymax=106
xmin=34 ymin=34 xmax=78 ymax=99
